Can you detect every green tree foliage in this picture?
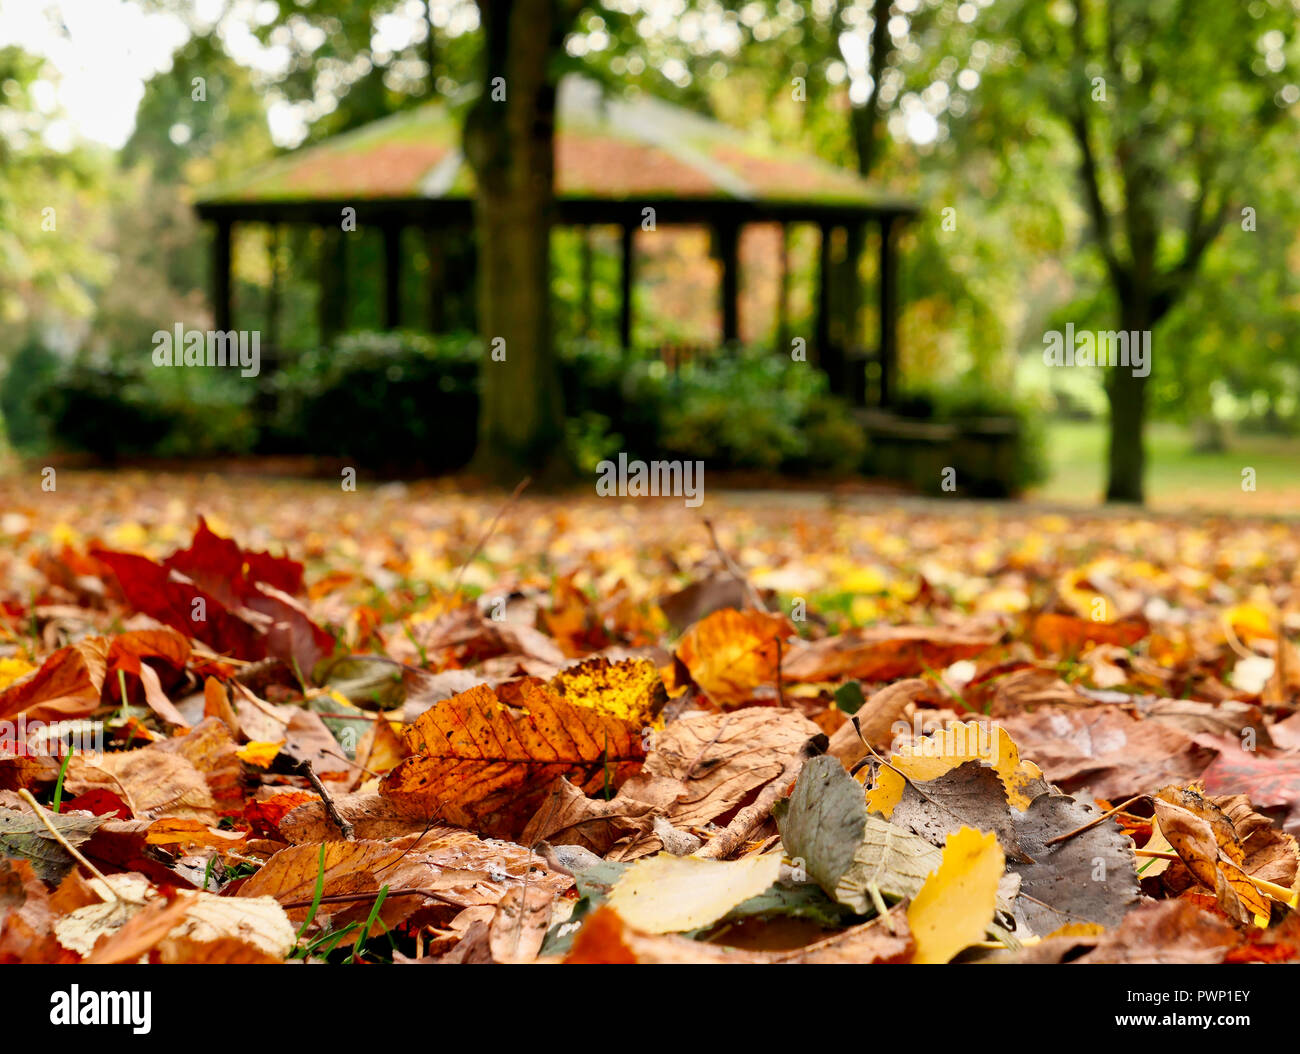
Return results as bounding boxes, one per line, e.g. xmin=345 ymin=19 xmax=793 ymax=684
xmin=0 ymin=47 xmax=111 ymax=349
xmin=970 ymin=0 xmax=1299 ymax=502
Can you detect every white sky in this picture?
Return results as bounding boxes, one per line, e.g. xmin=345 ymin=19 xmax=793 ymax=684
xmin=0 ymin=0 xmax=192 ymax=149
xmin=1 ymin=0 xmax=946 ymax=152
xmin=0 ymin=0 xmax=488 ymax=149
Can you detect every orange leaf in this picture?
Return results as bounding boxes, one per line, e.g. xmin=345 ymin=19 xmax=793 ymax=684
xmin=380 ymin=679 xmax=646 ymax=840
xmin=564 ymin=906 xmax=639 ymax=964
xmin=0 ymin=637 xmax=109 ymax=723
xmin=780 ymin=625 xmax=998 ymax=684
xmin=1030 ymin=613 xmax=1147 ymax=656
xmin=675 ymin=608 xmax=792 ymax=707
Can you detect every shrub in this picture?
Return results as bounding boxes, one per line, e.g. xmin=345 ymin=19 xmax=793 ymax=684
xmin=1 ymin=340 xmax=61 ymax=452
xmin=36 ymin=356 xmax=257 ymax=460
xmin=30 ymin=331 xmax=868 ymax=478
xmin=269 ymin=331 xmax=480 ymax=471
xmin=889 ymin=378 xmax=1047 ymax=494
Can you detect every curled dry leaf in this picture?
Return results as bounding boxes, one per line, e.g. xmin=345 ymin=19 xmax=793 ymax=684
xmin=106 ymin=627 xmax=192 ymax=727
xmin=353 ymin=713 xmax=409 ymax=785
xmin=781 ymin=625 xmax=999 ymax=684
xmin=826 ymin=678 xmax=930 ymax=766
xmin=1153 ymin=786 xmax=1276 ymax=924
xmin=239 ymin=835 xmax=571 ymax=932
xmin=1029 ymin=613 xmax=1148 ymax=656
xmin=1212 ymin=793 xmax=1300 ymax=889
xmin=64 ymin=747 xmax=218 ymax=824
xmin=0 ymin=637 xmax=109 ymax=723
xmin=674 ymin=608 xmax=792 ymax=707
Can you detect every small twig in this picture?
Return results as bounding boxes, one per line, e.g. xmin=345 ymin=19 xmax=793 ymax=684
xmin=697 ymin=756 xmax=802 ymax=860
xmin=450 ymin=476 xmax=531 ymax=597
xmin=845 ymin=720 xmax=1036 ymax=863
xmin=278 ymin=887 xmax=463 ymax=910
xmin=291 ymin=759 xmax=355 ymax=841
xmin=17 ymin=788 xmax=122 ymax=901
xmin=702 ymin=517 xmax=768 ymax=612
xmin=373 ymin=806 xmax=446 ymax=877
xmin=316 ymin=747 xmax=383 ymax=779
xmin=849 ymin=717 xmax=942 ymax=808
xmin=1043 ymin=795 xmax=1148 ymax=847
xmin=1248 ymin=874 xmax=1299 ymax=904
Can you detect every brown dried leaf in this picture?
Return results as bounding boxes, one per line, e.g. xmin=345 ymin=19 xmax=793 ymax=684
xmin=782 ymin=625 xmax=998 ymax=684
xmin=524 ymin=707 xmax=823 ymax=860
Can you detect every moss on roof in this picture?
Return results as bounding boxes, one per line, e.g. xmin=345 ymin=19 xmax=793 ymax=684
xmin=199 ymin=76 xmax=910 ymax=209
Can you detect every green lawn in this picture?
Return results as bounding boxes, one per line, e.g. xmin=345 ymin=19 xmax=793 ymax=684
xmin=1033 ymin=420 xmax=1300 ymax=513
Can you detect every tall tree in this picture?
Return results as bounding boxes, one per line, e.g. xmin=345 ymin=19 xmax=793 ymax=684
xmin=463 ymin=0 xmax=582 ymax=481
xmin=979 ymin=0 xmax=1298 ymax=503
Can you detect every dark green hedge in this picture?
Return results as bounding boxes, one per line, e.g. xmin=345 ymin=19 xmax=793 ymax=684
xmin=19 ymin=333 xmax=871 ymax=477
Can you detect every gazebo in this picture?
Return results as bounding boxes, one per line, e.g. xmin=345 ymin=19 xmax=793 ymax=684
xmin=196 ymin=76 xmax=918 ymax=406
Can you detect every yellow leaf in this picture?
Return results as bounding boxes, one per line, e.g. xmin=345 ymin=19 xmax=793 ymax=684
xmin=865 ymin=721 xmax=1044 ymax=816
xmin=0 ymin=657 xmax=36 ymax=692
xmin=608 ymin=852 xmax=782 ymax=934
xmin=1045 ymin=921 xmax=1106 ymax=939
xmin=549 ymin=656 xmax=667 ymax=726
xmin=907 ymin=827 xmax=1004 ymax=964
xmin=236 ymin=741 xmax=284 ymax=767
xmin=355 ymin=714 xmax=408 ymax=778
xmin=1223 ymin=602 xmax=1275 ymax=644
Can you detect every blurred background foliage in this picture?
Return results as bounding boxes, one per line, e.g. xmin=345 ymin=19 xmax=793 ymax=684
xmin=0 ymin=0 xmax=1297 ymax=500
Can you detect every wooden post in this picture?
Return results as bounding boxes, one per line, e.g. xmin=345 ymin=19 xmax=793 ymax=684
xmin=426 ymin=228 xmax=446 ymax=333
xmin=619 ymin=223 xmax=635 ymax=351
xmin=213 ymin=217 xmax=232 ymax=333
xmin=776 ymin=222 xmax=789 ymax=354
xmin=815 ymin=222 xmax=832 ymax=358
xmin=716 ymin=220 xmax=740 ymax=346
xmin=815 ymin=221 xmax=843 ymax=387
xmin=878 ymin=214 xmax=898 ymax=408
xmin=318 ymin=226 xmax=348 ymax=343
xmin=579 ymin=225 xmax=593 ymax=337
xmin=382 ymin=223 xmax=402 ymax=329
xmin=266 ymin=224 xmax=281 ymax=348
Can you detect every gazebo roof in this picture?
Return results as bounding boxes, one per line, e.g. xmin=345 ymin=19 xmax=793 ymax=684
xmin=197 ymin=76 xmax=915 ymax=220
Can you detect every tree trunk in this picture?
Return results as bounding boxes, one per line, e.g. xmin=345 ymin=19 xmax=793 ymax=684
xmin=464 ymin=0 xmax=569 ymax=482
xmin=1104 ymin=296 xmax=1151 ymax=504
